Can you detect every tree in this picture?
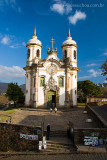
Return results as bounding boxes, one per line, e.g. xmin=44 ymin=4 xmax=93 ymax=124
xmin=77 ymin=80 xmax=102 ymax=103
xmin=100 ymin=59 xmax=107 ymax=80
xmin=6 ymin=83 xmax=25 ymax=106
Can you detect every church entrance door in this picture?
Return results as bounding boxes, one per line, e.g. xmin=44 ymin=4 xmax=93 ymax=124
xmin=47 ymin=91 xmax=56 ymax=108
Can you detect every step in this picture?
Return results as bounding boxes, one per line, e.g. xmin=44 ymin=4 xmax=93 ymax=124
xmin=44 ymin=131 xmax=67 ymax=137
xmin=47 ymin=141 xmax=73 ymax=145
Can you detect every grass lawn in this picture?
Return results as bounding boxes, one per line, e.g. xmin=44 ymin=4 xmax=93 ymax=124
xmin=0 ymin=114 xmax=11 ymax=123
xmin=77 ymin=103 xmax=86 ymax=106
xmin=3 ymin=109 xmax=18 ymax=114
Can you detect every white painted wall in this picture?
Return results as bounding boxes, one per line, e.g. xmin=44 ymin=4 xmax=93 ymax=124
xmin=25 ymin=72 xmax=31 ymax=105
xmin=36 ymin=62 xmax=66 ymax=106
xmin=72 ymin=73 xmax=77 ymax=106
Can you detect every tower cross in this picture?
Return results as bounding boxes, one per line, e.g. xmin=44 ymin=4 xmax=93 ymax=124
xmin=51 ymin=37 xmax=55 ymax=49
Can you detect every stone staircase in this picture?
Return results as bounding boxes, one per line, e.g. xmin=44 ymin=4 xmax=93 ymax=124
xmin=44 ymin=130 xmax=67 ymax=137
xmin=41 ymin=131 xmax=77 ymax=154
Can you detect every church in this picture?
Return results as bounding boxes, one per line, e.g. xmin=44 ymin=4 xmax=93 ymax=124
xmin=24 ymin=28 xmax=79 ymax=108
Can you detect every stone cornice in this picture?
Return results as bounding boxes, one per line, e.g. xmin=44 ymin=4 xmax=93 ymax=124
xmin=26 ymin=43 xmax=42 ymax=48
xmin=61 ymin=43 xmax=78 ymax=48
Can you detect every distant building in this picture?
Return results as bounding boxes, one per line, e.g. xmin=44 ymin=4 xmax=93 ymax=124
xmin=87 ymin=95 xmax=107 ymax=103
xmin=24 ymin=28 xmax=79 ymax=108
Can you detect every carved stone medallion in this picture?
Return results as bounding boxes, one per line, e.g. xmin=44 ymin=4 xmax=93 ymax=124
xmin=47 ymin=64 xmax=57 ymax=75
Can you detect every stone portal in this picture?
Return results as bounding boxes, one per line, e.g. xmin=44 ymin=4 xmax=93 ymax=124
xmin=47 ymin=91 xmax=56 ymax=108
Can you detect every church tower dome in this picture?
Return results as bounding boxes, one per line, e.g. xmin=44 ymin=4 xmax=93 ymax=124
xmin=62 ymin=28 xmax=77 ymax=46
xmin=26 ymin=27 xmax=42 ymax=66
xmin=27 ymin=27 xmax=42 ymax=46
xmin=61 ymin=28 xmax=78 ymax=67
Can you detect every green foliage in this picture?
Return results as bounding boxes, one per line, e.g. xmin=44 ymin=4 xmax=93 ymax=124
xmin=77 ymin=80 xmax=102 ymax=103
xmin=103 ymin=83 xmax=107 ymax=87
xmin=100 ymin=59 xmax=107 ymax=78
xmin=6 ymin=83 xmax=25 ymax=106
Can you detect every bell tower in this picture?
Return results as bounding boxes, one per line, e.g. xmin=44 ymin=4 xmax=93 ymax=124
xmin=26 ymin=27 xmax=42 ymax=66
xmin=61 ymin=28 xmax=77 ymax=67
xmin=61 ymin=29 xmax=79 ymax=107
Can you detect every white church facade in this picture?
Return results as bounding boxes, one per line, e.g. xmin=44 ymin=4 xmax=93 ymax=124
xmin=24 ymin=28 xmax=79 ymax=108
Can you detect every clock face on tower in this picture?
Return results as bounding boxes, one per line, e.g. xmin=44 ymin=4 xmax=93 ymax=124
xmin=47 ymin=64 xmax=57 ymax=75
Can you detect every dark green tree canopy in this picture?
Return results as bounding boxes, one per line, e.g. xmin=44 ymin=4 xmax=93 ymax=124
xmin=77 ymin=80 xmax=102 ymax=103
xmin=6 ymin=83 xmax=25 ymax=106
xmin=100 ymin=59 xmax=107 ymax=79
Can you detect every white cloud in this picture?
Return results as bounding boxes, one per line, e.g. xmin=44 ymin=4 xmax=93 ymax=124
xmin=10 ymin=44 xmax=20 ymax=48
xmin=68 ymin=10 xmax=86 ymax=24
xmin=87 ymin=63 xmax=97 ymax=67
xmin=0 ymin=65 xmax=25 ymax=80
xmin=22 ymin=42 xmax=26 ymax=46
xmin=104 ymin=80 xmax=107 ymax=83
xmin=78 ymin=69 xmax=101 ymax=80
xmin=50 ymin=3 xmax=65 ymax=15
xmin=1 ymin=35 xmax=11 ymax=45
xmin=50 ymin=0 xmax=72 ymax=15
xmin=65 ymin=3 xmax=72 ymax=14
xmin=0 ymin=34 xmax=25 ymax=48
xmin=103 ymin=52 xmax=107 ymax=56
xmin=78 ymin=75 xmax=91 ymax=80
xmin=0 ymin=0 xmax=21 ymax=13
xmin=10 ymin=42 xmax=26 ymax=48
xmin=88 ymin=69 xmax=100 ymax=77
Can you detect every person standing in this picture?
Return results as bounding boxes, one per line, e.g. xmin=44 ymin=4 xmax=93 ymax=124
xmin=47 ymin=123 xmax=50 ymax=140
xmin=67 ymin=122 xmax=70 ymax=138
xmin=54 ymin=107 xmax=57 ymax=113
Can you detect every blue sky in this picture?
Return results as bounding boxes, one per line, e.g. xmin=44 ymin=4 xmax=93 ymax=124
xmin=0 ymin=0 xmax=107 ymax=85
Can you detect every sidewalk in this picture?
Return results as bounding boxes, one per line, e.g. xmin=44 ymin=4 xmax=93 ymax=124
xmin=0 ymin=145 xmax=107 ymax=155
xmin=77 ymin=144 xmax=107 ymax=154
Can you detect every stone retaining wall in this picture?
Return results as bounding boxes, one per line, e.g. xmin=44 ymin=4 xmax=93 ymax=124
xmin=0 ymin=123 xmax=42 ymax=151
xmin=74 ymin=128 xmax=107 ymax=144
xmin=86 ymin=104 xmax=107 ymax=127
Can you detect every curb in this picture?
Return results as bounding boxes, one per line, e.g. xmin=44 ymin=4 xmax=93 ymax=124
xmin=0 ymin=151 xmax=107 ymax=156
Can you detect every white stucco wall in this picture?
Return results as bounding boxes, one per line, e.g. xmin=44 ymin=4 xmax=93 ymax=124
xmin=72 ymin=73 xmax=77 ymax=106
xmin=25 ymin=72 xmax=31 ymax=105
xmin=37 ymin=62 xmax=66 ymax=106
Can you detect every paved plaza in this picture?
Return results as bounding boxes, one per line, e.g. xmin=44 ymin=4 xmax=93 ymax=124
xmin=10 ymin=106 xmax=99 ymax=131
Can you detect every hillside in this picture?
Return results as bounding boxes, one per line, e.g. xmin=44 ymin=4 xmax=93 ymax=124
xmin=0 ymin=83 xmax=8 ymax=94
xmin=102 ymin=87 xmax=107 ymax=95
xmin=0 ymin=83 xmax=25 ymax=94
xmin=0 ymin=95 xmax=11 ymax=105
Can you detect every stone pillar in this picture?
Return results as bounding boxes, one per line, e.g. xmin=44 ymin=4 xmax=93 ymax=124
xmin=30 ymin=70 xmax=33 ymax=106
xmin=65 ymin=67 xmax=69 ymax=103
xmin=56 ymin=90 xmax=59 ymax=106
xmin=70 ymin=73 xmax=73 ymax=106
xmin=35 ymin=67 xmax=38 ymax=107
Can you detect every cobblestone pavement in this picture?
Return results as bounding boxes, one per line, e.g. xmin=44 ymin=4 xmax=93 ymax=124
xmin=0 ymin=154 xmax=107 ymax=160
xmin=10 ymin=107 xmax=99 ymax=130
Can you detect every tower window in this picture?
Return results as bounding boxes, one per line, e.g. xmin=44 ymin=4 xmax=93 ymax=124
xmin=40 ymin=77 xmax=45 ymax=87
xmin=26 ymin=74 xmax=28 ymax=78
xmin=64 ymin=50 xmax=67 ymax=59
xmin=27 ymin=49 xmax=30 ymax=59
xmin=75 ymin=90 xmax=77 ymax=95
xmin=59 ymin=77 xmax=64 ymax=87
xmin=34 ymin=77 xmax=35 ymax=87
xmin=37 ymin=49 xmax=40 ymax=57
xmin=74 ymin=50 xmax=76 ymax=60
